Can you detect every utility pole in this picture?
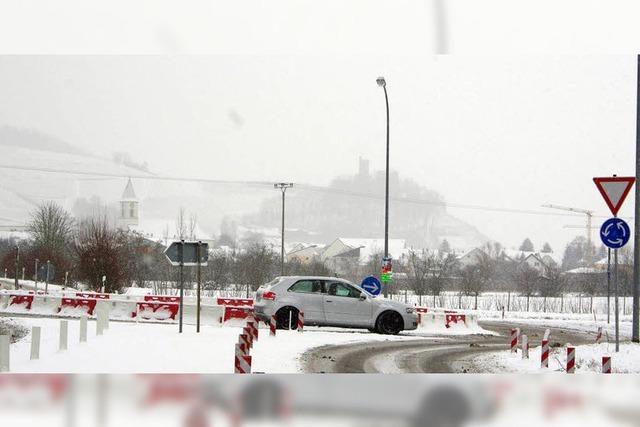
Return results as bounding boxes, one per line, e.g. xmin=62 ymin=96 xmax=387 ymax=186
xmin=14 ymin=245 xmax=19 ymax=290
xmin=377 ymin=76 xmax=391 ymax=297
xmin=274 ymin=183 xmax=294 ymax=276
xmin=633 ymin=54 xmax=640 ymax=343
xmin=34 ymin=258 xmax=39 ymax=290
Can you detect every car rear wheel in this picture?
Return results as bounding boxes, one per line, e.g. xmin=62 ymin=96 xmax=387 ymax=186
xmin=275 ymin=306 xmax=299 ymax=330
xmin=376 ymin=311 xmax=403 ymax=335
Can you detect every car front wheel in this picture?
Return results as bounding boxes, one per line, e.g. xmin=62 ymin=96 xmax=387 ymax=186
xmin=376 ymin=311 xmax=403 ymax=335
xmin=275 ymin=306 xmax=299 ymax=330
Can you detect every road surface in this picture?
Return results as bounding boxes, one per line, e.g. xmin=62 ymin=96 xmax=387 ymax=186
xmin=302 ymin=321 xmax=598 ymax=373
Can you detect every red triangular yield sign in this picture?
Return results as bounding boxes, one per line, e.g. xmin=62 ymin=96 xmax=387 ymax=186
xmin=593 ymin=176 xmax=636 ymax=216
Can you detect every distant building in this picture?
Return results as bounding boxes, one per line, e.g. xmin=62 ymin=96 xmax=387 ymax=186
xmin=118 ymin=178 xmax=139 ymax=230
xmin=320 ymin=237 xmax=407 ymax=276
xmin=286 ymin=245 xmax=324 ymax=264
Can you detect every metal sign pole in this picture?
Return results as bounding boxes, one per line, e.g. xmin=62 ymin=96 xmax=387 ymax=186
xmin=614 ymin=247 xmax=620 ymax=352
xmin=196 ymin=241 xmax=202 ymax=333
xmin=179 ymin=240 xmax=184 ymax=334
xmin=607 ymin=248 xmax=611 ymax=324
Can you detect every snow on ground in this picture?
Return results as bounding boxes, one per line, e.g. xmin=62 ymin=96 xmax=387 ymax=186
xmin=3 ymin=314 xmax=492 ymax=373
xmin=3 ymin=316 xmax=430 ymax=373
xmin=470 ymin=342 xmax=640 ymax=373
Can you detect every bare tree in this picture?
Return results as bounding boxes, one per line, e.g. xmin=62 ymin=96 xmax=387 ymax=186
xmin=189 ymin=214 xmax=197 ymax=240
xmin=513 ymin=263 xmax=540 ymax=312
xmin=75 ymin=215 xmax=128 ymax=293
xmin=175 ymin=207 xmax=187 ymax=239
xmin=406 ymin=249 xmax=429 ymax=306
xmin=427 ymin=251 xmax=457 ymax=307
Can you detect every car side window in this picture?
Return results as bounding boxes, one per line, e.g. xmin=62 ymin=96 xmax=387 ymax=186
xmin=289 ymin=280 xmax=324 ymax=294
xmin=327 ymin=282 xmax=360 ymax=298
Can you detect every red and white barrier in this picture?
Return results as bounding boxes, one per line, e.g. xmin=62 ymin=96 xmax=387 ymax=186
xmin=234 ymin=354 xmax=252 ymax=374
xmin=223 ymin=306 xmax=252 ymax=323
xmin=541 ymin=339 xmax=549 ymax=368
xmin=8 ymin=294 xmax=34 ymax=311
xmin=137 ymin=302 xmax=179 ymax=321
xmin=58 ymin=297 xmax=97 ymax=316
xmin=602 ymin=356 xmax=611 ymax=374
xmin=217 ymin=297 xmax=253 ymax=307
xmin=76 ymin=292 xmax=110 ymax=300
xmin=566 ymin=346 xmax=575 ymax=374
xmin=269 ymin=315 xmax=277 ymax=336
xmin=144 ymin=295 xmax=180 ymax=303
xmin=595 ymin=326 xmax=603 ymax=343
xmin=297 ymin=311 xmax=304 ymax=332
xmin=510 ymin=328 xmax=518 ymax=353
xmin=243 ymin=327 xmax=253 ymax=349
xmin=445 ymin=314 xmax=466 ymax=328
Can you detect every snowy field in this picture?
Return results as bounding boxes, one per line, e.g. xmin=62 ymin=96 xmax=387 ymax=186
xmin=470 ymin=342 xmax=640 ymax=374
xmin=3 ymin=316 xmax=489 ymax=373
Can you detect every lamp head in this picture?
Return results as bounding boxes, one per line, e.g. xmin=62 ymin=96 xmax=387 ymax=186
xmin=376 ymin=77 xmax=386 ymax=87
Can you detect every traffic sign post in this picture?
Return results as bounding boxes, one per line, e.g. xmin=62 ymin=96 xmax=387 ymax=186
xmin=164 ymin=240 xmax=209 ymax=334
xmin=594 ymin=175 xmax=636 ymax=352
xmin=361 ymin=276 xmax=382 ymax=297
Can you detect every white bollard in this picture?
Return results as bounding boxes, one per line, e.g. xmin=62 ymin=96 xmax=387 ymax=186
xmin=0 ymin=335 xmax=9 ymax=372
xmin=521 ymin=334 xmax=529 ymax=359
xmin=30 ymin=326 xmax=41 ymax=360
xmin=97 ymin=313 xmax=104 ymax=336
xmin=59 ymin=320 xmax=68 ymax=351
xmin=79 ymin=315 xmax=88 ymax=343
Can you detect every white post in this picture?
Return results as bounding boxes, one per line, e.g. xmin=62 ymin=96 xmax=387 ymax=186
xmin=79 ymin=315 xmax=87 ymax=343
xmin=97 ymin=312 xmax=104 ymax=336
xmin=0 ymin=335 xmax=9 ymax=372
xmin=522 ymin=334 xmax=529 ymax=359
xmin=30 ymin=326 xmax=41 ymax=360
xmin=59 ymin=320 xmax=68 ymax=351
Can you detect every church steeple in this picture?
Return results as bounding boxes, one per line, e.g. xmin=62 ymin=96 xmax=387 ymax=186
xmin=118 ymin=178 xmax=139 ymax=229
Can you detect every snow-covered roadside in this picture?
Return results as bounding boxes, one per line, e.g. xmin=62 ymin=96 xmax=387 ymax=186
xmin=469 ymin=342 xmax=640 ymax=373
xmin=4 ymin=316 xmax=435 ymax=373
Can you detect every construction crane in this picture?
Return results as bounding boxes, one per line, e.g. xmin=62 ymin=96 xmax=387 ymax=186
xmin=542 ymin=204 xmax=595 ymax=263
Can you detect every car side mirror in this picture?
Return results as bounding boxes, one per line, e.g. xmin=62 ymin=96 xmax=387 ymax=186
xmin=359 ymin=293 xmax=367 ymax=301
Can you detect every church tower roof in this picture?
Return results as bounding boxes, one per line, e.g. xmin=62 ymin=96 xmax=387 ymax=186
xmin=121 ymin=178 xmax=137 ymax=201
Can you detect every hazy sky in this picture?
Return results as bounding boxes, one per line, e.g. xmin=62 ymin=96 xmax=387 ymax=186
xmin=0 ymin=55 xmax=636 ymax=253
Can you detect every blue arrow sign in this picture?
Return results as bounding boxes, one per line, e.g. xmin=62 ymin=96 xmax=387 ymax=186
xmin=361 ymin=276 xmax=382 ymax=296
xmin=600 ymin=217 xmax=631 ymax=249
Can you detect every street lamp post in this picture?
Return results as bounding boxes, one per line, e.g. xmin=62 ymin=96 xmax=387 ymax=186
xmin=34 ymin=258 xmax=39 ymax=290
xmin=377 ymin=76 xmax=390 ymax=297
xmin=274 ymin=183 xmax=294 ymax=276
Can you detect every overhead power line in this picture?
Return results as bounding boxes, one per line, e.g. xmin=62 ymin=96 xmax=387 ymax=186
xmin=0 ymin=163 xmax=626 ymax=220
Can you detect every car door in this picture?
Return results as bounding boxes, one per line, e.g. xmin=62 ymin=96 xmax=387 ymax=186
xmin=323 ymin=281 xmax=373 ymax=327
xmin=286 ymin=279 xmax=325 ymax=324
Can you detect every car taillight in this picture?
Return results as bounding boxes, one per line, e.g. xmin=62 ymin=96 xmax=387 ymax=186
xmin=262 ymin=291 xmax=276 ymax=301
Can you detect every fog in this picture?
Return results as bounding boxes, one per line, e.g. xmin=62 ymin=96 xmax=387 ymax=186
xmin=0 ymin=54 xmax=636 ymax=253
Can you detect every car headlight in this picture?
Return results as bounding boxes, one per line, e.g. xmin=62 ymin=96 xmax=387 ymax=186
xmin=406 ymin=307 xmax=415 ymax=314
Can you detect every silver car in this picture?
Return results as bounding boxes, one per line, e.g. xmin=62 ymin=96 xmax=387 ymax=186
xmin=253 ymin=276 xmax=418 ymax=335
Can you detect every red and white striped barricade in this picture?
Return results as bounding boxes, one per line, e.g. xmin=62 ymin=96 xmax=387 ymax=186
xmin=595 ymin=326 xmax=603 ymax=343
xmin=521 ymin=335 xmax=529 ymax=359
xmin=566 ymin=346 xmax=575 ymax=373
xmin=223 ymin=307 xmax=251 ymax=323
xmin=234 ymin=353 xmax=252 ymax=374
xmin=239 ymin=334 xmax=251 ymax=351
xmin=243 ymin=327 xmax=253 ymax=349
xmin=602 ymin=356 xmax=611 ymax=374
xmin=510 ymin=328 xmax=518 ymax=353
xmin=247 ymin=320 xmax=258 ymax=342
xmin=541 ymin=339 xmax=549 ymax=368
xmin=297 ymin=311 xmax=304 ymax=332
xmin=269 ymin=315 xmax=277 ymax=336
